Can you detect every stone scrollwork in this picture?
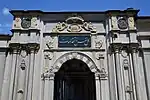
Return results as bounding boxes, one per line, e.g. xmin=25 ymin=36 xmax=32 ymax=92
xmin=44 ymin=52 xmax=53 ymax=60
xmin=82 ymin=22 xmax=96 ymax=32
xmin=52 ymin=15 xmax=96 ymax=33
xmin=95 ymin=37 xmax=103 ymax=49
xmin=46 ymin=36 xmax=54 ymax=49
xmin=52 ymin=22 xmax=67 ymax=33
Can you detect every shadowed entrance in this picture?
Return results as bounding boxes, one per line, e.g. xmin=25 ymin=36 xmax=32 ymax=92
xmin=54 ymin=59 xmax=96 ymax=100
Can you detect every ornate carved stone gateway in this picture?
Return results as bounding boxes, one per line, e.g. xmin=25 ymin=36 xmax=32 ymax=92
xmin=0 ymin=8 xmax=150 ymax=100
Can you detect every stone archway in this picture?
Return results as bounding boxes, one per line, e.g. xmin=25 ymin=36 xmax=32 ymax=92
xmin=50 ymin=52 xmax=99 ymax=73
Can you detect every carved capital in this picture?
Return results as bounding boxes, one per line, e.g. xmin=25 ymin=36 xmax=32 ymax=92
xmin=28 ymin=43 xmax=40 ymax=53
xmin=9 ymin=43 xmax=20 ymax=54
xmin=41 ymin=72 xmax=55 ymax=80
xmin=110 ymin=43 xmax=122 ymax=53
xmin=95 ymin=68 xmax=108 ymax=80
xmin=129 ymin=43 xmax=139 ymax=53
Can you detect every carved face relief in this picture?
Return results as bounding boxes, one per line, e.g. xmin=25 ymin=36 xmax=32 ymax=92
xmin=117 ymin=18 xmax=128 ymax=29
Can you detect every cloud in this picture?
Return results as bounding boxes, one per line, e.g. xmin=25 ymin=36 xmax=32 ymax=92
xmin=2 ymin=7 xmax=10 ymax=15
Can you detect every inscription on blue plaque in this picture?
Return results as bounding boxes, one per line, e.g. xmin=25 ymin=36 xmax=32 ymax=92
xmin=58 ymin=35 xmax=91 ymax=47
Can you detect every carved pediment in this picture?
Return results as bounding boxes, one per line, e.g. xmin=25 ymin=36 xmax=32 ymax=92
xmin=52 ymin=15 xmax=96 ymax=33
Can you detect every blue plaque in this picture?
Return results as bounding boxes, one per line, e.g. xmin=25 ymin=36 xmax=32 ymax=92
xmin=58 ymin=36 xmax=91 ymax=47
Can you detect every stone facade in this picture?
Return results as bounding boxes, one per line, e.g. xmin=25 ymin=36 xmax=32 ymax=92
xmin=0 ymin=8 xmax=150 ymax=100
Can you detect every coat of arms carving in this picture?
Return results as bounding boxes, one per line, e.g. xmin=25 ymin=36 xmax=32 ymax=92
xmin=52 ymin=15 xmax=96 ymax=33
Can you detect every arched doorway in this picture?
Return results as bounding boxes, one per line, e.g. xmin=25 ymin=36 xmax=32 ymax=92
xmin=54 ymin=59 xmax=96 ymax=100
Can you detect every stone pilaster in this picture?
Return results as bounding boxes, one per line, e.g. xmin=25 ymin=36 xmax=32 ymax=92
xmin=0 ymin=49 xmax=8 ymax=99
xmin=0 ymin=52 xmax=12 ymax=100
xmin=16 ymin=45 xmax=29 ymax=100
xmin=112 ymin=43 xmax=126 ymax=100
xmin=130 ymin=43 xmax=143 ymax=100
xmin=8 ymin=43 xmax=20 ymax=100
xmin=42 ymin=73 xmax=55 ymax=100
xmin=27 ymin=43 xmax=39 ymax=100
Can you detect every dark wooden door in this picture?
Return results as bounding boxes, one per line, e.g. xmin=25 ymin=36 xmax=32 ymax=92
xmin=54 ymin=72 xmax=96 ymax=100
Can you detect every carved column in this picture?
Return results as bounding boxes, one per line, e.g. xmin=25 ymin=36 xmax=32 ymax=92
xmin=113 ymin=44 xmax=126 ymax=100
xmin=43 ymin=73 xmax=55 ymax=100
xmin=27 ymin=43 xmax=39 ymax=100
xmin=95 ymin=75 xmax=101 ymax=100
xmin=0 ymin=49 xmax=7 ymax=98
xmin=0 ymin=51 xmax=13 ymax=100
xmin=8 ymin=43 xmax=20 ymax=100
xmin=108 ymin=49 xmax=118 ymax=100
xmin=130 ymin=45 xmax=141 ymax=100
